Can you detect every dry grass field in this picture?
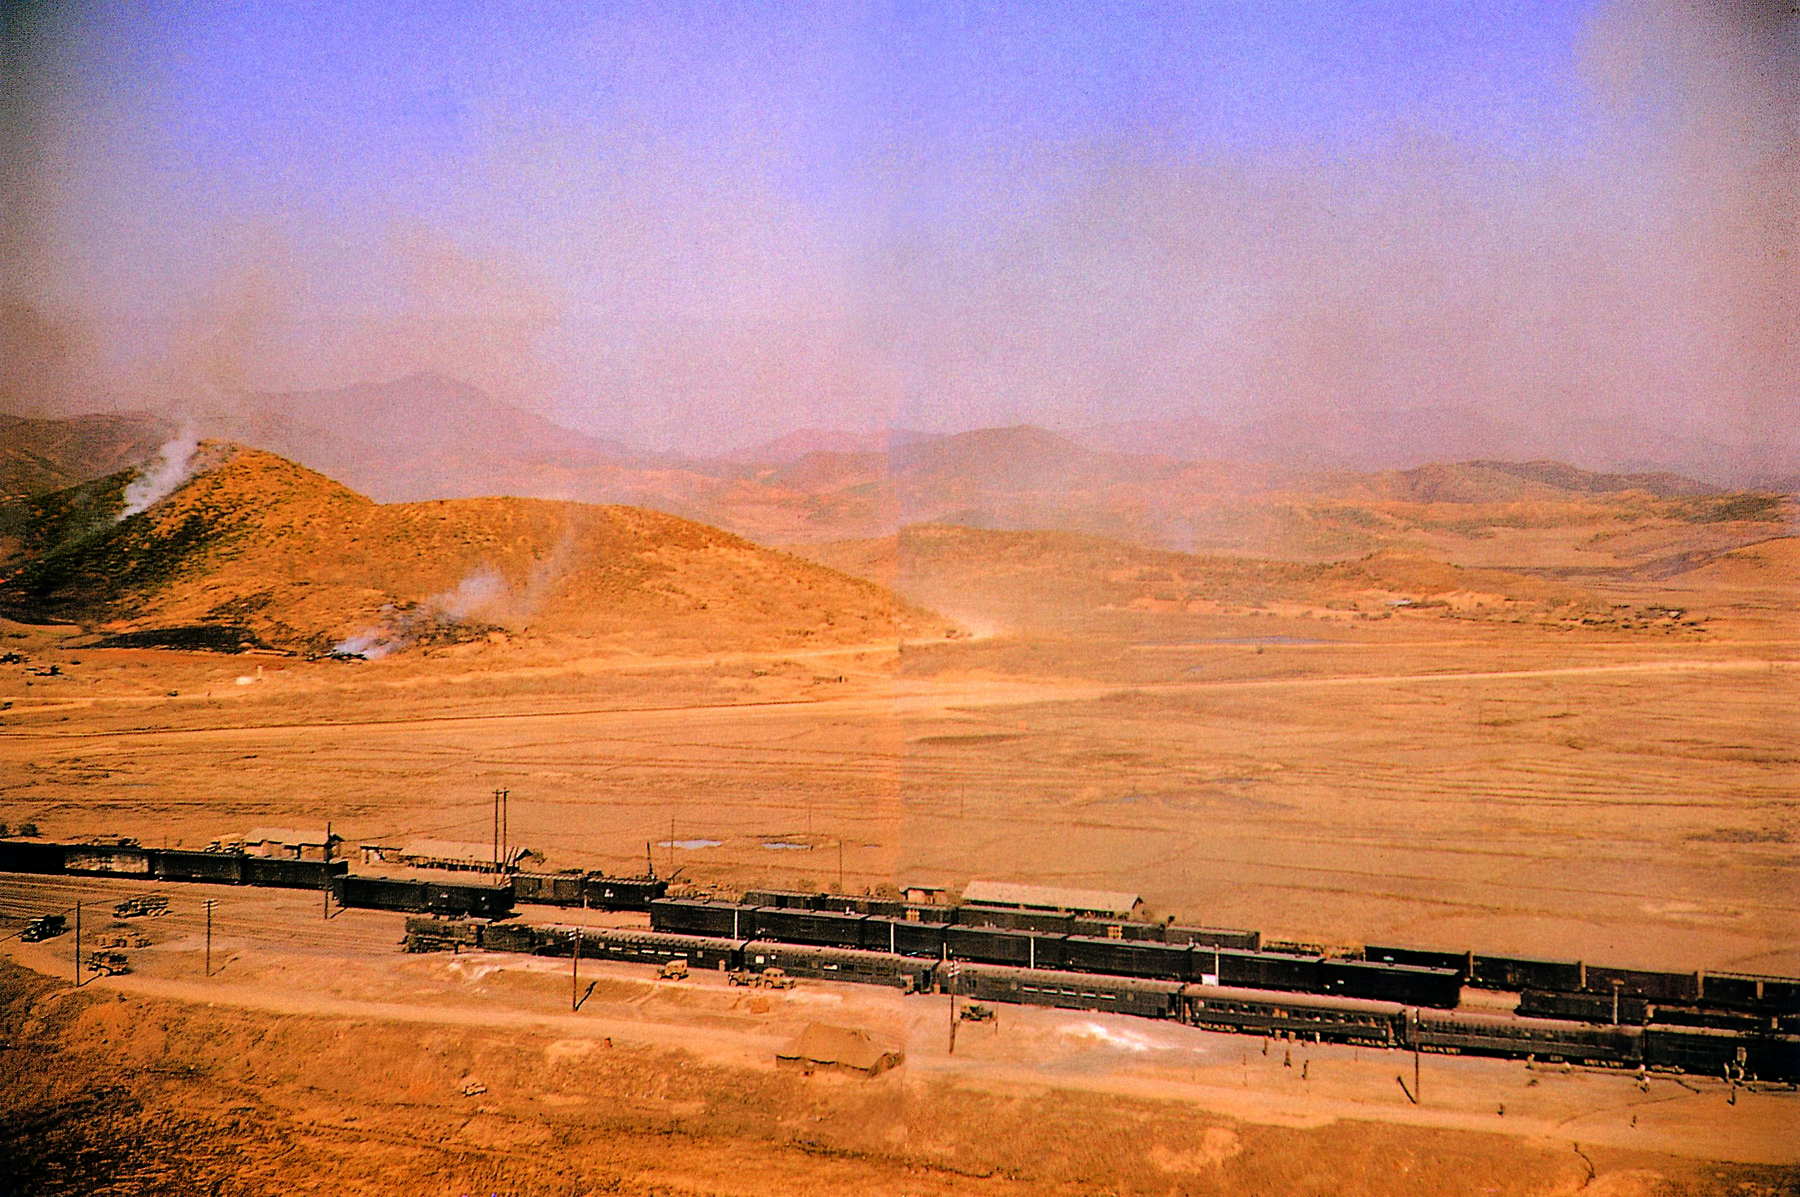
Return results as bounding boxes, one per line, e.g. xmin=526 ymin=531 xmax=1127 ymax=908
xmin=0 ymin=455 xmax=1795 ymax=1190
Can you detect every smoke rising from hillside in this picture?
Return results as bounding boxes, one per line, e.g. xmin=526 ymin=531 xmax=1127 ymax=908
xmin=119 ymin=429 xmax=200 ymax=519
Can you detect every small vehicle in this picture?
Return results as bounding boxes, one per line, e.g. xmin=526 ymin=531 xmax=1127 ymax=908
xmin=960 ymin=1002 xmax=996 ymax=1023
xmin=21 ymin=914 xmax=67 ymax=942
xmin=113 ymin=896 xmax=168 ymax=919
xmin=84 ymin=951 xmax=130 ymax=976
xmin=658 ymin=958 xmax=690 ymax=981
xmin=727 ymin=967 xmax=796 ymax=990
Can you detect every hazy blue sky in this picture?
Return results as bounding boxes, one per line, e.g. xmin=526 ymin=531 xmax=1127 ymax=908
xmin=3 ymin=1 xmax=1793 ymax=454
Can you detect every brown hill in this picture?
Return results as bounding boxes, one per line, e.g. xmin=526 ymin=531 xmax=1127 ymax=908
xmin=0 ymin=445 xmax=937 ymax=656
xmin=798 ymin=524 xmax=1668 ymax=634
xmin=0 ymin=411 xmax=174 ymax=502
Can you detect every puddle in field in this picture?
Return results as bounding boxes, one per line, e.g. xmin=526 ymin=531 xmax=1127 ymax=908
xmin=761 ymin=842 xmax=812 ymax=851
xmin=657 ymin=839 xmax=722 ymax=850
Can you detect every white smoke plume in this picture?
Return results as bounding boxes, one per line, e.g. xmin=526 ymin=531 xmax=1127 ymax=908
xmin=331 ymin=565 xmax=519 ymax=659
xmin=119 ymin=428 xmax=201 ymax=519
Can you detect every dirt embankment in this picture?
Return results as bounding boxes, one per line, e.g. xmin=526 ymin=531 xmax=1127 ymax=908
xmin=0 ymin=962 xmax=1792 ymax=1197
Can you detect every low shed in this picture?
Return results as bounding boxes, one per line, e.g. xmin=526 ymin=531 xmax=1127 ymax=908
xmin=776 ymin=1023 xmax=904 ymax=1077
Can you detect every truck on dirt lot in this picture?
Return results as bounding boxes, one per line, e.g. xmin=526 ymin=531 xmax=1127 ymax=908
xmin=728 ymin=967 xmax=797 ymax=990
xmin=21 ymin=914 xmax=66 ymax=942
xmin=114 ymin=896 xmax=169 ymax=918
xmin=84 ymin=951 xmax=131 ymax=976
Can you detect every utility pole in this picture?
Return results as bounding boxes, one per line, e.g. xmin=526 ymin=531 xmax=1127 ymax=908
xmin=73 ymin=902 xmax=81 ymax=987
xmin=501 ymin=788 xmax=509 ymax=869
xmin=571 ymin=927 xmax=581 ymax=1010
xmin=204 ymin=899 xmax=216 ymax=977
xmin=946 ymin=961 xmax=960 ymax=1054
xmin=668 ymin=815 xmax=675 ymax=876
xmin=837 ymin=839 xmax=845 ymax=892
xmin=322 ymin=872 xmax=331 ymax=920
xmin=492 ymin=788 xmax=503 ymax=870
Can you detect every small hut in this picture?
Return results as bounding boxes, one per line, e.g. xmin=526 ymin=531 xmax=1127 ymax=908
xmin=776 ymin=1023 xmax=904 ymax=1078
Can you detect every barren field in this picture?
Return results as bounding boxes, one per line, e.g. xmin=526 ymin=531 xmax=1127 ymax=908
xmin=1 ymin=523 xmax=1795 ymax=1190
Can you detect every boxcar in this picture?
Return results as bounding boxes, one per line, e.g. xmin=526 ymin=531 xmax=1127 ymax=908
xmin=334 ymin=875 xmax=512 ymax=918
xmin=1061 ymin=935 xmax=1192 ymax=982
xmin=1163 ymin=925 xmax=1260 ymax=951
xmin=151 ymin=849 xmax=246 ymax=885
xmin=1584 ymin=965 xmax=1697 ymax=1004
xmin=649 ymin=898 xmax=755 ymax=938
xmin=1180 ymin=984 xmax=1404 ymax=1047
xmin=952 ymin=963 xmax=1181 ymax=1019
xmin=944 ymin=924 xmax=1045 ymax=968
xmin=1415 ymin=1010 xmax=1641 ymax=1067
xmin=862 ymin=916 xmax=945 ymax=958
xmin=741 ymin=888 xmax=820 ymax=909
xmin=1319 ymin=959 xmax=1461 ymax=1008
xmin=513 ymin=871 xmax=587 ymax=905
xmin=959 ymin=905 xmax=1075 ymax=934
xmin=244 ymin=857 xmax=346 ymax=889
xmin=0 ymin=839 xmax=68 ymax=875
xmin=751 ymin=906 xmax=868 ymax=948
xmin=1214 ymin=950 xmax=1322 ymax=994
xmin=1517 ymin=989 xmax=1649 ymax=1026
xmin=582 ymin=875 xmax=666 ymax=910
xmin=1696 ymin=973 xmax=1800 ymax=1015
xmin=743 ymin=941 xmax=934 ymax=991
xmin=1470 ymin=954 xmax=1584 ymax=993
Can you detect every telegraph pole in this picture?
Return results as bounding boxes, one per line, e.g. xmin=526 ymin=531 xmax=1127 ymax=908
xmin=73 ymin=902 xmax=81 ymax=987
xmin=204 ymin=899 xmax=216 ymax=977
xmin=571 ymin=927 xmax=581 ymax=1010
xmin=837 ymin=839 xmax=845 ymax=892
xmin=501 ymin=789 xmax=509 ymax=869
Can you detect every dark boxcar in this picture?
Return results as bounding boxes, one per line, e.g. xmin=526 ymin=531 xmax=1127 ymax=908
xmin=424 ymin=880 xmax=512 ymax=918
xmin=244 ymin=857 xmax=347 ymax=889
xmin=954 ymin=963 xmax=1181 ymax=1020
xmin=1471 ymin=954 xmax=1584 ymax=993
xmin=1584 ymin=966 xmax=1697 ymax=1004
xmin=1215 ymin=950 xmax=1322 ymax=994
xmin=1416 ymin=1011 xmax=1642 ymax=1067
xmin=1644 ymin=1026 xmax=1800 ymax=1082
xmin=741 ymin=888 xmax=820 ymax=909
xmin=0 ymin=839 xmax=68 ymax=875
xmin=582 ymin=875 xmax=666 ymax=911
xmin=1320 ymin=959 xmax=1461 ymax=1008
xmin=336 ymin=876 xmax=426 ymax=912
xmin=1180 ymin=984 xmax=1404 ymax=1046
xmin=944 ymin=925 xmax=1047 ymax=968
xmin=1517 ymin=989 xmax=1649 ymax=1026
xmin=649 ymin=899 xmax=756 ymax=939
xmin=862 ymin=916 xmax=945 ymax=958
xmin=1697 ymin=973 xmax=1800 ymax=1015
xmin=580 ymin=928 xmax=742 ymax=971
xmin=742 ymin=941 xmax=933 ymax=992
xmin=404 ymin=915 xmax=484 ymax=952
xmin=1364 ymin=944 xmax=1470 ymax=977
xmin=150 ymin=849 xmax=245 ymax=885
xmin=1164 ymin=925 xmax=1260 ymax=951
xmin=959 ymin=904 xmax=1075 ymax=934
xmin=1061 ymin=935 xmax=1192 ymax=982
xmin=513 ymin=871 xmax=586 ymax=905
xmin=1648 ymin=1005 xmax=1777 ymax=1034
xmin=751 ymin=906 xmax=868 ymax=948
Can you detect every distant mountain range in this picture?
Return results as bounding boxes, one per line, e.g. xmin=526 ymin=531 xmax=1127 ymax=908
xmin=2 ymin=374 xmax=1790 ymax=559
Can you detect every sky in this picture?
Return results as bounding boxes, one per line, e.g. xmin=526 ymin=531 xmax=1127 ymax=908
xmin=1 ymin=0 xmax=1794 ymax=457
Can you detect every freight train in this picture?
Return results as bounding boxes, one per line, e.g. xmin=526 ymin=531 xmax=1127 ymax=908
xmin=402 ymin=916 xmax=1800 ymax=1082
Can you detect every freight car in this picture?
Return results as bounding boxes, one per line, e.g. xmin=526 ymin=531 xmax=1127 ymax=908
xmin=1163 ymin=924 xmax=1261 ymax=951
xmin=0 ymin=839 xmax=67 ymax=875
xmin=1212 ymin=949 xmax=1323 ymax=993
xmin=1516 ymin=989 xmax=1650 ymax=1026
xmin=572 ymin=927 xmax=743 ymax=972
xmin=950 ymin=962 xmax=1183 ymax=1020
xmin=1319 ymin=959 xmax=1462 ymax=1008
xmin=1179 ymin=984 xmax=1404 ymax=1047
xmin=1470 ymin=954 xmax=1585 ymax=993
xmin=751 ymin=906 xmax=869 ymax=948
xmin=333 ymin=875 xmax=514 ymax=918
xmin=742 ymin=941 xmax=935 ymax=992
xmin=513 ymin=872 xmax=668 ymax=911
xmin=1643 ymin=1025 xmax=1800 ymax=1081
xmin=1060 ymin=935 xmax=1191 ymax=982
xmin=650 ymin=898 xmax=756 ymax=939
xmin=861 ymin=916 xmax=948 ymax=958
xmin=243 ymin=857 xmax=346 ymax=889
xmin=150 ymin=849 xmax=247 ymax=884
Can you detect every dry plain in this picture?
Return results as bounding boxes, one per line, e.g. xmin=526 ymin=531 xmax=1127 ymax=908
xmin=0 ymin=496 xmax=1796 ymax=1191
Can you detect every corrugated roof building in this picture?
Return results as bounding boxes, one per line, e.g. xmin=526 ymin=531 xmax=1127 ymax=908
xmin=241 ymin=828 xmax=342 ymax=861
xmin=959 ymin=880 xmax=1141 ymax=918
